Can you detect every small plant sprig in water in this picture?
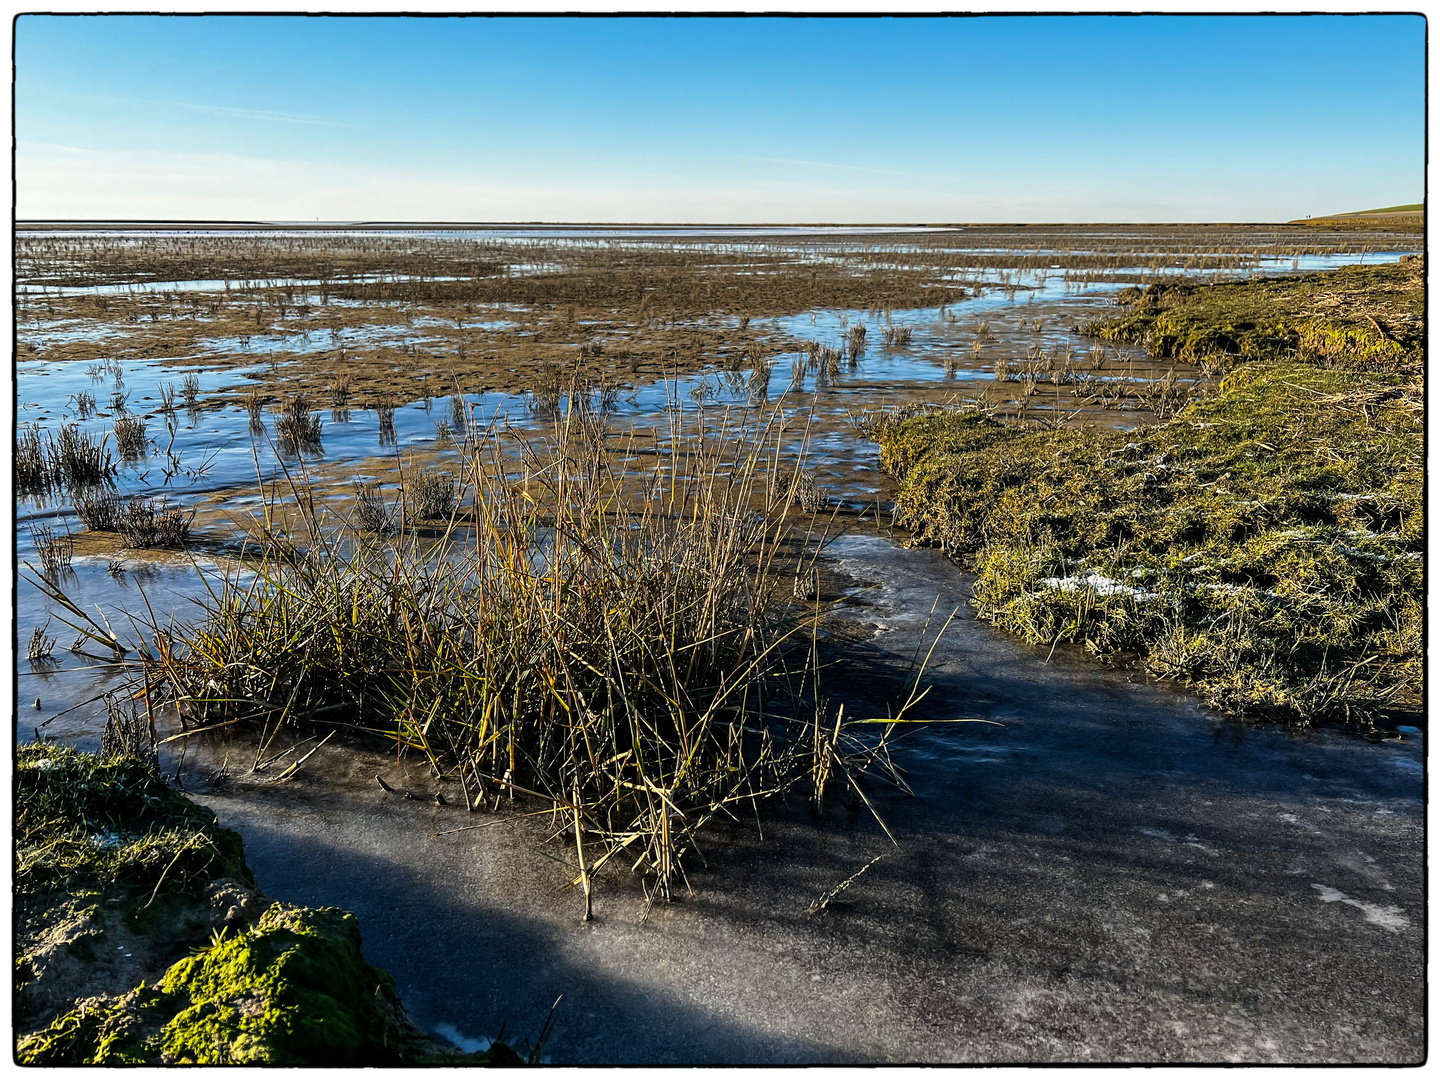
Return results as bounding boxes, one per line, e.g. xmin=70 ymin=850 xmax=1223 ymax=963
xmin=274 ymin=396 xmax=324 ymax=457
xmin=27 ymin=620 xmax=57 ymax=665
xmin=30 ymin=524 xmax=75 ymax=582
xmin=115 ymin=496 xmax=195 ymax=549
xmin=114 ymin=415 xmax=148 ymax=461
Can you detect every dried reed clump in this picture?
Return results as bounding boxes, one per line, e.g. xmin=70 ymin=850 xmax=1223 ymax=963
xmin=352 ymin=482 xmax=395 ymax=534
xmin=73 ymin=487 xmax=124 ymax=531
xmin=329 ymin=376 xmax=353 ymax=409
xmin=244 ymin=388 xmax=266 ymax=434
xmin=407 ymin=472 xmax=457 ymax=522
xmin=72 ymin=391 xmax=97 ymax=419
xmin=528 ymin=361 xmax=566 ymax=416
xmin=113 ymin=415 xmax=148 ymax=461
xmin=116 ymin=496 xmax=195 ymax=549
xmin=50 ymin=425 xmax=118 ymax=490
xmin=274 ymin=396 xmax=324 ymax=456
xmin=881 ymin=325 xmax=914 ymax=347
xmin=846 ymin=402 xmax=938 ymax=443
xmin=785 ymin=469 xmax=827 ymax=513
xmin=1137 ymin=370 xmax=1189 ymax=420
xmin=375 ymin=396 xmax=397 ymax=447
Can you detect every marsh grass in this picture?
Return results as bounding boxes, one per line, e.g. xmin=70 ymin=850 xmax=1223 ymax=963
xmin=405 ymin=471 xmax=457 ymax=522
xmin=31 ymin=524 xmax=75 ymax=581
xmin=114 ymin=415 xmax=148 ymax=461
xmin=141 ymin=403 xmax=911 ymax=901
xmin=375 ymin=396 xmax=397 ymax=448
xmin=115 ymin=496 xmax=195 ymax=549
xmin=241 ymin=388 xmax=265 ymax=436
xmin=880 ymin=263 xmax=1424 ymax=726
xmin=329 ymin=376 xmax=353 ymax=409
xmin=16 ymin=424 xmax=51 ymax=496
xmin=74 ymin=487 xmax=124 ymax=531
xmin=351 ymin=482 xmax=395 ymax=535
xmin=274 ymin=396 xmax=324 ymax=457
xmin=48 ymin=425 xmax=118 ymax=490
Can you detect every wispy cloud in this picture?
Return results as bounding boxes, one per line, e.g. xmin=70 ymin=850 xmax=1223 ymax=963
xmin=85 ymin=93 xmax=349 ymax=127
xmin=733 ymin=155 xmax=910 ymax=178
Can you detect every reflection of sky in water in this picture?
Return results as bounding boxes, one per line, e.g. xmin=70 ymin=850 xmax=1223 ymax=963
xmin=15 ymin=246 xmax=1421 ymax=731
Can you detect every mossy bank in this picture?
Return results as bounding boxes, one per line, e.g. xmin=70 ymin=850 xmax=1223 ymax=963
xmin=14 ymin=742 xmax=521 ymax=1065
xmin=877 ymin=260 xmax=1423 ymax=727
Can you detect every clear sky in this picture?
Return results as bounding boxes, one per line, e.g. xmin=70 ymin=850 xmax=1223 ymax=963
xmin=15 ymin=14 xmax=1426 ymax=223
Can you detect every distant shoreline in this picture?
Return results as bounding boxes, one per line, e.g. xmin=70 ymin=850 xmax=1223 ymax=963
xmin=15 ymin=219 xmax=1413 ymax=233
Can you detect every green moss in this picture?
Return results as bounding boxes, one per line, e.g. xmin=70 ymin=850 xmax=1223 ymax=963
xmin=15 ymin=743 xmax=254 ymax=897
xmin=15 ymin=746 xmax=521 ymax=1066
xmin=1085 ymin=260 xmax=1423 ymax=374
xmin=879 ymin=264 xmax=1423 ymax=727
xmin=18 ymin=906 xmax=522 ymax=1066
xmin=150 ymin=905 xmax=411 ymax=1065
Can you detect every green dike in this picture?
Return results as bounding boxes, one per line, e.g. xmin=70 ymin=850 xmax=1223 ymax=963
xmin=14 ymin=744 xmax=521 ymax=1065
xmin=879 ymin=261 xmax=1423 ymax=727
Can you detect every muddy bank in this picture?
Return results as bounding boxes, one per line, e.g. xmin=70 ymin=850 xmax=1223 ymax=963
xmin=185 ymin=532 xmax=1423 ymax=1064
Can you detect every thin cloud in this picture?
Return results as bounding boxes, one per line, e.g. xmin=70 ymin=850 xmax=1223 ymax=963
xmin=734 ymin=155 xmax=909 ymax=178
xmin=85 ymin=93 xmax=349 ymax=127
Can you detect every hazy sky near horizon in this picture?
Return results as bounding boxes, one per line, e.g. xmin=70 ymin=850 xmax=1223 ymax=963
xmin=16 ymin=14 xmax=1425 ymax=223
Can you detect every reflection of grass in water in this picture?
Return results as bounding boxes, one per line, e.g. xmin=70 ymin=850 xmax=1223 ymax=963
xmin=879 ymin=263 xmax=1423 ymax=727
xmin=274 ymin=396 xmax=324 ymax=457
xmin=114 ymin=415 xmax=147 ymax=461
xmin=30 ymin=523 xmax=75 ymax=581
xmin=20 ymin=424 xmax=119 ymax=493
xmin=141 ymin=405 xmax=916 ymax=905
xmin=16 ymin=424 xmax=51 ymax=496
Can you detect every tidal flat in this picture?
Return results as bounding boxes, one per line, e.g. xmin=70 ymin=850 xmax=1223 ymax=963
xmin=14 ymin=222 xmax=1424 ymax=1063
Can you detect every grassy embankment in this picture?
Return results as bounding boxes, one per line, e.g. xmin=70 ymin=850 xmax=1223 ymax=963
xmin=14 ymin=740 xmax=520 ymax=1065
xmin=877 ymin=258 xmax=1423 ymax=726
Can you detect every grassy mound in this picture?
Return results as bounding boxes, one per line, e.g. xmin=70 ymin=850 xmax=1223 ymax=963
xmin=14 ymin=743 xmax=519 ymax=1065
xmin=879 ymin=263 xmax=1423 ymax=726
xmin=1082 ymin=258 xmax=1423 ymax=373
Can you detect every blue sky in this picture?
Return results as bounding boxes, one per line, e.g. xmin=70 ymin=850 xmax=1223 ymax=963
xmin=15 ymin=14 xmax=1425 ymax=222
